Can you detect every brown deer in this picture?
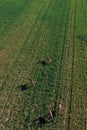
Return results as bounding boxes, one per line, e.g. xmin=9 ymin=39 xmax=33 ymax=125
xmin=47 ymin=56 xmax=52 ymax=64
xmin=29 ymin=77 xmax=35 ymax=86
xmin=58 ymin=100 xmax=63 ymax=111
xmin=48 ymin=106 xmax=53 ymax=119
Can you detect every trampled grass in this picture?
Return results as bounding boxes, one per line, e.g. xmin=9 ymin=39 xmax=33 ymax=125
xmin=0 ymin=0 xmax=86 ymax=130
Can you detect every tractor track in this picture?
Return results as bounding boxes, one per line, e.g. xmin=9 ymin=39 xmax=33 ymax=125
xmin=67 ymin=0 xmax=77 ymax=129
xmin=53 ymin=0 xmax=71 ymax=113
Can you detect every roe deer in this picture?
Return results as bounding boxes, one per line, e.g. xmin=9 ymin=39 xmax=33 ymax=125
xmin=29 ymin=77 xmax=35 ymax=86
xmin=47 ymin=57 xmax=52 ymax=63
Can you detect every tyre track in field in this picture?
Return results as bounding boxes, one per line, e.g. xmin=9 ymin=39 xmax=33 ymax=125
xmin=47 ymin=1 xmax=71 ymax=125
xmin=66 ymin=0 xmax=86 ymax=129
xmin=0 ymin=0 xmax=52 ymax=122
xmin=53 ymin=1 xmax=70 ymax=113
xmin=67 ymin=0 xmax=86 ymax=128
xmin=0 ymin=0 xmax=46 ymax=91
xmin=67 ymin=0 xmax=77 ymax=129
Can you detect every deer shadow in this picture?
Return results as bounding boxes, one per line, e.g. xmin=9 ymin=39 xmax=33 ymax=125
xmin=17 ymin=84 xmax=29 ymax=91
xmin=37 ymin=60 xmax=48 ymax=66
xmin=32 ymin=110 xmax=56 ymax=127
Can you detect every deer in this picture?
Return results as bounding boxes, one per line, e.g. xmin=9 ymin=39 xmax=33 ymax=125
xmin=47 ymin=56 xmax=52 ymax=64
xmin=29 ymin=77 xmax=35 ymax=86
xmin=47 ymin=100 xmax=63 ymax=119
xmin=48 ymin=105 xmax=53 ymax=119
xmin=58 ymin=100 xmax=63 ymax=111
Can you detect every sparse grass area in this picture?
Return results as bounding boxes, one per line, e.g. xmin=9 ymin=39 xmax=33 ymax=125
xmin=0 ymin=0 xmax=86 ymax=130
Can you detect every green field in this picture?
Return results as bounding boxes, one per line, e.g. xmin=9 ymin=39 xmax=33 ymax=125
xmin=0 ymin=0 xmax=87 ymax=129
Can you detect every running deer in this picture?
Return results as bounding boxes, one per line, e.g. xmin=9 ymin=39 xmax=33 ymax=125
xmin=48 ymin=106 xmax=53 ymax=119
xmin=47 ymin=57 xmax=52 ymax=64
xmin=29 ymin=77 xmax=35 ymax=86
xmin=58 ymin=100 xmax=63 ymax=111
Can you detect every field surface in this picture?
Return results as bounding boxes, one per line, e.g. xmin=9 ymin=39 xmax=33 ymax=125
xmin=0 ymin=0 xmax=87 ymax=130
